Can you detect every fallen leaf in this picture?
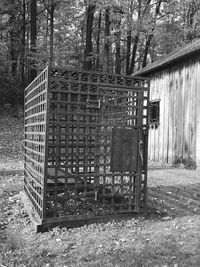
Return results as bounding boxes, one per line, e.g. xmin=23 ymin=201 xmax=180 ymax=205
xmin=162 ymin=216 xmax=172 ymax=221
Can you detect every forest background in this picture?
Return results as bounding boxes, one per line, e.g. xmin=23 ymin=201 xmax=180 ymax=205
xmin=1 ymin=0 xmax=200 ymax=107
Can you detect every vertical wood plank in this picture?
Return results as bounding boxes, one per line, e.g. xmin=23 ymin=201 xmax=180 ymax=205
xmin=167 ymin=71 xmax=173 ymax=163
xmin=196 ymin=61 xmax=200 ymax=166
xmin=159 ymin=75 xmax=164 ymax=163
xmin=190 ymin=62 xmax=196 ymax=163
xmin=154 ymin=78 xmax=159 ymax=162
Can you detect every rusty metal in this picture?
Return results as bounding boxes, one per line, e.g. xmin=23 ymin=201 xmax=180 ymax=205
xmin=110 ymin=128 xmax=138 ymax=172
xmin=24 ymin=66 xmax=150 ymax=231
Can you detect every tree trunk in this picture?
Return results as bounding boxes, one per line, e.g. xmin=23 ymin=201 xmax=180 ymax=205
xmin=10 ymin=27 xmax=18 ymax=77
xmin=129 ymin=35 xmax=139 ymax=74
xmin=30 ymin=0 xmax=37 ymax=81
xmin=45 ymin=9 xmax=49 ymax=54
xmin=128 ymin=0 xmax=142 ymax=74
xmin=142 ymin=34 xmax=153 ymax=68
xmin=126 ymin=0 xmax=133 ymax=75
xmin=26 ymin=1 xmax=31 ymax=81
xmin=126 ymin=29 xmax=131 ymax=75
xmin=115 ymin=21 xmax=121 ymax=74
xmin=49 ymin=4 xmax=55 ymax=65
xmin=83 ymin=4 xmax=96 ymax=70
xmin=96 ymin=11 xmax=101 ymax=71
xmin=9 ymin=0 xmax=18 ymax=78
xmin=103 ymin=7 xmax=111 ymax=73
xmin=186 ymin=1 xmax=197 ymax=41
xmin=142 ymin=0 xmax=162 ymax=68
xmin=20 ymin=0 xmax=26 ymax=84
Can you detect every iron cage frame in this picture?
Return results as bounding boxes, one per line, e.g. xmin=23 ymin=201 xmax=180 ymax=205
xmin=23 ymin=66 xmax=149 ymax=231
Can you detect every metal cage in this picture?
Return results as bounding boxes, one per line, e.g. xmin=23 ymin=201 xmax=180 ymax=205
xmin=23 ymin=66 xmax=149 ymax=231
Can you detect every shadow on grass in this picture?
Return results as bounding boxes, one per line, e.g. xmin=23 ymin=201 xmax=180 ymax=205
xmin=147 ymin=183 xmax=200 ymax=219
xmin=104 ymin=235 xmax=200 ymax=267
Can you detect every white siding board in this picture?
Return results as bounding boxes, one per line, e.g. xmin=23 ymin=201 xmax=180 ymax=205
xmin=148 ymin=56 xmax=200 ymax=166
xmin=196 ymin=61 xmax=200 ymax=166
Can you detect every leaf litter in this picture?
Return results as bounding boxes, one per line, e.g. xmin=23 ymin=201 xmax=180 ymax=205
xmin=1 ymin=114 xmax=200 ymax=266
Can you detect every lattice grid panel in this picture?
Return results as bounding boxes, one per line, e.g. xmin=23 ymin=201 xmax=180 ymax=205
xmin=24 ymin=67 xmax=48 ymax=220
xmin=44 ymin=68 xmax=149 ymax=220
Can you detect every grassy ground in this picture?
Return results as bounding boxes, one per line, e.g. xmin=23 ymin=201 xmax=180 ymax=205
xmin=0 ymin=114 xmax=200 ymax=267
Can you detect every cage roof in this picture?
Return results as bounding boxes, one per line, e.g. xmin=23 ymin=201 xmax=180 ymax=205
xmin=134 ymin=38 xmax=200 ymax=76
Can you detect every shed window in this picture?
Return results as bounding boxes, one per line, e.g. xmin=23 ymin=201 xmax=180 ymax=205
xmin=150 ymin=100 xmax=160 ymax=125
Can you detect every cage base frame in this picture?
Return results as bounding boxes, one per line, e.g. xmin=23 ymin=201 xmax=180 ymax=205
xmin=21 ymin=190 xmax=146 ymax=232
xmin=20 ymin=191 xmax=43 ymax=232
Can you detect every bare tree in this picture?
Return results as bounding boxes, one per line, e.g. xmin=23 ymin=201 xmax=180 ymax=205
xmin=30 ymin=0 xmax=37 ymax=81
xmin=83 ymin=3 xmax=96 ymax=70
xmin=103 ymin=7 xmax=111 ymax=73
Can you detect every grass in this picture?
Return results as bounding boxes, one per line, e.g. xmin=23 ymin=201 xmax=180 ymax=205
xmin=1 ymin=196 xmax=200 ymax=267
xmin=1 ymin=114 xmax=200 ymax=266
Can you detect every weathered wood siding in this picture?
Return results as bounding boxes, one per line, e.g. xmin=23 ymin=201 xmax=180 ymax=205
xmin=149 ymin=57 xmax=200 ymax=166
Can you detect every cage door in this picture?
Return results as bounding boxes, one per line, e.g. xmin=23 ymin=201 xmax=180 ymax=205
xmin=110 ymin=128 xmax=138 ymax=172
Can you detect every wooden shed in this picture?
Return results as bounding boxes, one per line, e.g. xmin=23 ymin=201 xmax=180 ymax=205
xmin=134 ymin=39 xmax=200 ymax=168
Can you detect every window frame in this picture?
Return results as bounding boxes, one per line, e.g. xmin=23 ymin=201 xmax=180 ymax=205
xmin=149 ymin=99 xmax=160 ymax=126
